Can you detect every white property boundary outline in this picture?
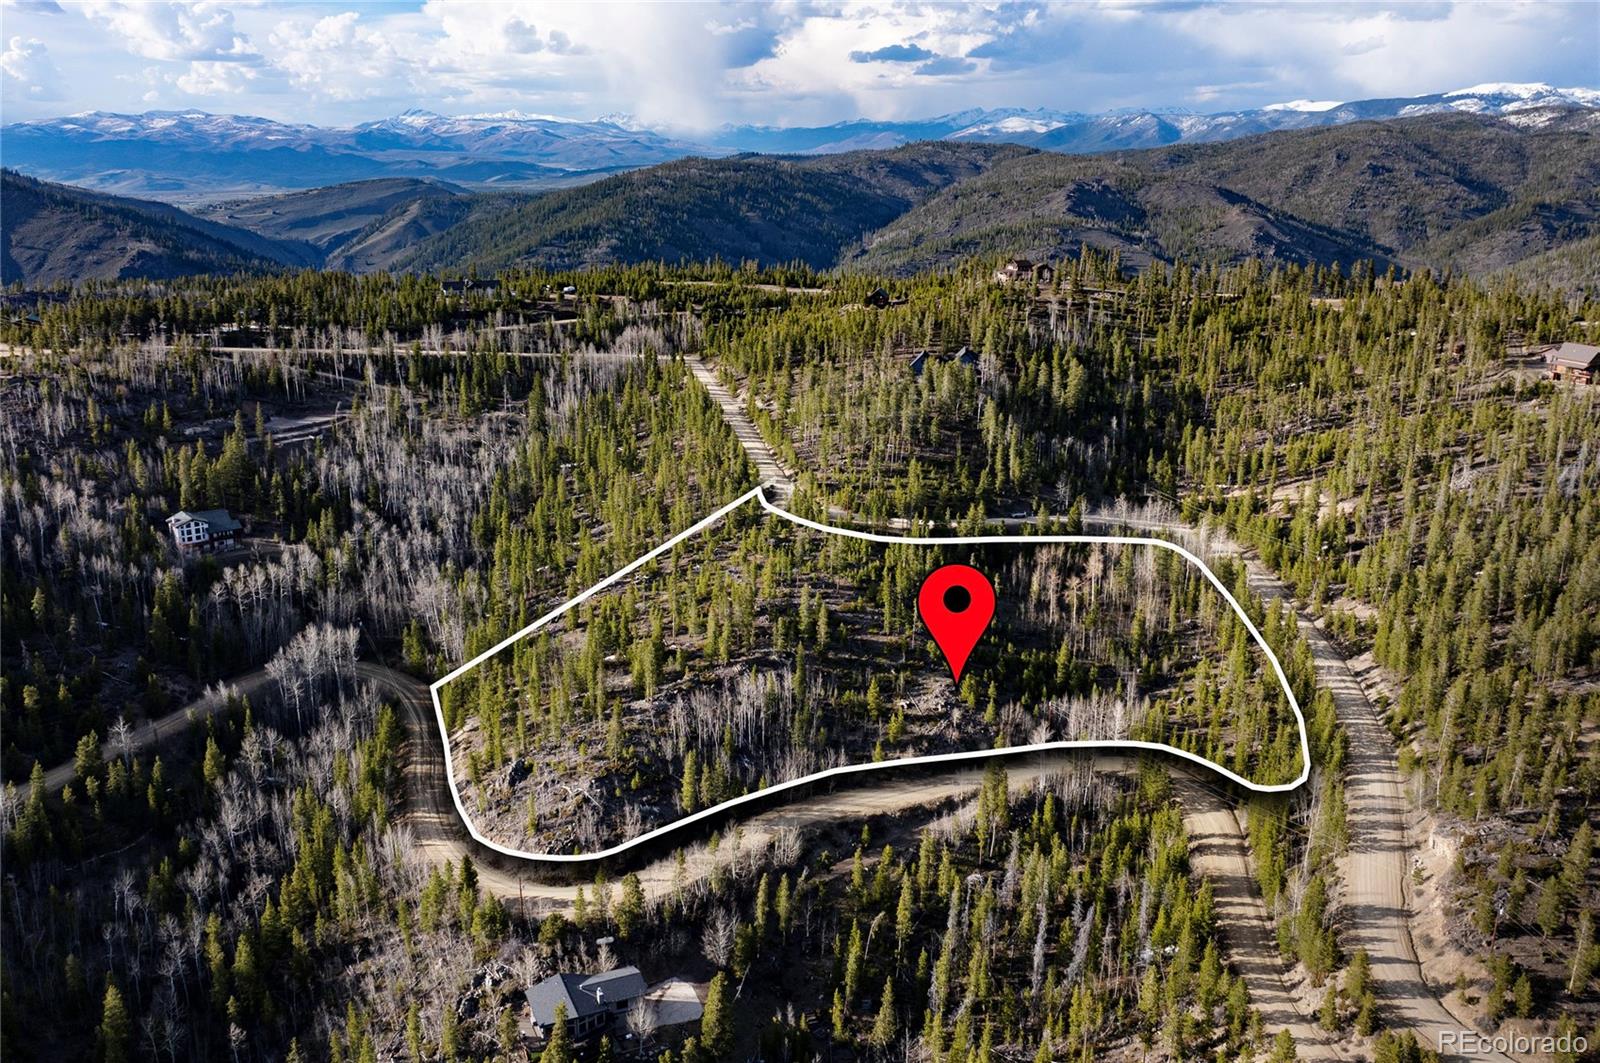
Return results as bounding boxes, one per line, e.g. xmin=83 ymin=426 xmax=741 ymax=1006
xmin=429 ymin=484 xmax=1310 ymax=863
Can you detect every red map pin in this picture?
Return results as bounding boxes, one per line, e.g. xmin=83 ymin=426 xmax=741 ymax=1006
xmin=918 ymin=563 xmax=996 ymax=684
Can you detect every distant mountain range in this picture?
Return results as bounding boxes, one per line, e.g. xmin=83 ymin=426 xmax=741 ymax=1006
xmin=0 ymin=109 xmax=694 ymax=203
xmin=2 ymin=83 xmax=1594 ymax=203
xmin=706 ymin=83 xmax=1600 ymax=154
xmin=387 ymin=110 xmax=1600 ymax=283
xmin=6 ymin=107 xmax=1597 ymax=291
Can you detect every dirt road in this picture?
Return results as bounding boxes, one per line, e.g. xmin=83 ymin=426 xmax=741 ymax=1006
xmin=685 ymin=355 xmax=793 ymax=497
xmin=689 ymin=364 xmax=1337 ymax=1052
xmin=1179 ymin=776 xmax=1347 ymax=1058
xmin=41 ymin=669 xmax=275 ymax=794
xmin=1225 ymin=559 xmax=1509 ymax=1061
xmin=1075 ymin=512 xmax=1510 ymax=1061
xmin=374 ymin=663 xmax=1198 ymax=926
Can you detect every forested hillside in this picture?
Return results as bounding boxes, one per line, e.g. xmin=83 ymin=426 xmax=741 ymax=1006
xmin=1 ymin=252 xmax=1595 ymax=1062
xmin=194 ymin=180 xmax=522 ymax=274
xmin=699 ymin=251 xmax=1600 ymax=1043
xmin=9 ymin=110 xmax=1596 ymax=289
xmin=0 ymin=170 xmax=315 ymax=285
xmin=386 ymin=143 xmax=1030 ymax=274
xmin=393 ymin=112 xmax=1599 ymax=281
xmin=848 ymin=113 xmax=1600 ymax=278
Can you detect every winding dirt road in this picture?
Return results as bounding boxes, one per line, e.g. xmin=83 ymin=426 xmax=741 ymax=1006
xmin=683 ymin=354 xmax=1341 ymax=1053
xmin=1227 ymin=558 xmax=1508 ymax=1060
xmin=691 ymin=354 xmax=1510 ymax=1059
xmin=25 ymin=350 xmax=1504 ymax=1058
xmin=32 ymin=651 xmax=1335 ymax=1058
xmin=1071 ymin=513 xmax=1510 ymax=1059
xmin=42 ymin=669 xmax=275 ymax=794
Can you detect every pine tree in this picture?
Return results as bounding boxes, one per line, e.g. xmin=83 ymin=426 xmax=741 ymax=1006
xmin=405 ymin=1002 xmax=424 ymax=1063
xmin=1319 ymin=984 xmax=1340 ymax=1031
xmin=203 ymin=734 xmax=226 ymax=789
xmin=206 ymin=912 xmax=229 ymax=1013
xmin=701 ymin=973 xmax=733 ymax=1058
xmin=844 ymin=919 xmax=865 ymax=1000
xmin=97 ymin=983 xmax=132 ymax=1063
xmin=499 ymin=1005 xmax=519 ymax=1057
xmin=543 ymin=1003 xmax=574 ymax=1063
xmin=1537 ymin=877 xmax=1567 ymax=936
xmin=440 ymin=1001 xmax=460 ymax=1063
xmin=831 ymin=988 xmax=849 ymax=1041
xmin=869 ymin=978 xmax=896 ymax=1047
xmin=895 ymin=874 xmax=915 ymax=952
xmin=1572 ymin=911 xmax=1597 ymax=995
xmin=753 ymin=873 xmax=771 ymax=938
xmin=1355 ymin=992 xmax=1376 ymax=1037
xmin=615 ymin=873 xmax=645 ymax=940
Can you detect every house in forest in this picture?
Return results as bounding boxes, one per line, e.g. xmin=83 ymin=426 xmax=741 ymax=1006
xmin=440 ymin=278 xmax=499 ymax=300
xmin=166 ymin=509 xmax=242 ymax=554
xmin=995 ymin=258 xmax=1053 ymax=285
xmin=527 ymin=966 xmax=647 ymax=1040
xmin=1546 ymin=342 xmax=1600 ymax=384
xmin=910 ymin=346 xmax=980 ymax=376
xmin=865 ymin=287 xmax=892 ymax=309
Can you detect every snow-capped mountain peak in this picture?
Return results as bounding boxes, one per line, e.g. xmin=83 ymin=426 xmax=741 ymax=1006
xmin=5 ymin=83 xmax=1595 ymax=202
xmin=1446 ymin=82 xmax=1554 ymax=98
xmin=1262 ymin=99 xmax=1344 ymax=113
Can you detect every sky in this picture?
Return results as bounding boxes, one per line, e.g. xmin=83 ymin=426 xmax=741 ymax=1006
xmin=1 ymin=1 xmax=1596 ymax=130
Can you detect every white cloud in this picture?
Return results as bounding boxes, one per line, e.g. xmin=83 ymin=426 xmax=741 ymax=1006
xmin=1 ymin=34 xmax=63 ymax=100
xmin=0 ymin=1 xmax=1593 ymax=127
xmin=1165 ymin=2 xmax=1590 ymax=104
xmin=76 ymin=1 xmax=259 ymax=63
xmin=175 ymin=58 xmax=259 ymax=95
xmin=267 ymin=11 xmax=407 ymax=101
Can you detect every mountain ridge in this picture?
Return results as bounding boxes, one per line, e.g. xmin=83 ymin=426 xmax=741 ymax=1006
xmin=4 ymin=82 xmax=1593 ymax=202
xmin=394 ymin=112 xmax=1600 ymax=281
xmin=4 ymin=111 xmax=1597 ymax=289
xmin=0 ymin=169 xmax=313 ymax=286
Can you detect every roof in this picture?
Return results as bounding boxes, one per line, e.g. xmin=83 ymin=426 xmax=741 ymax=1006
xmin=527 ymin=967 xmax=646 ymax=1026
xmin=1548 ymin=342 xmax=1600 ymax=370
xmin=168 ymin=509 xmax=241 ymax=532
xmin=582 ymin=968 xmax=647 ymax=999
xmin=911 ymin=348 xmax=979 ymax=375
xmin=192 ymin=509 xmax=242 ymax=532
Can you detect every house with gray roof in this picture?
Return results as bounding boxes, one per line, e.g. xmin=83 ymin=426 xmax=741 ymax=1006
xmin=910 ymin=345 xmax=980 ymax=377
xmin=527 ymin=966 xmax=648 ymax=1040
xmin=1546 ymin=342 xmax=1600 ymax=384
xmin=166 ymin=509 xmax=242 ymax=555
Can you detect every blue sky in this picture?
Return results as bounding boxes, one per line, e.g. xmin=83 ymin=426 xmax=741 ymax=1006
xmin=1 ymin=1 xmax=1596 ymax=129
